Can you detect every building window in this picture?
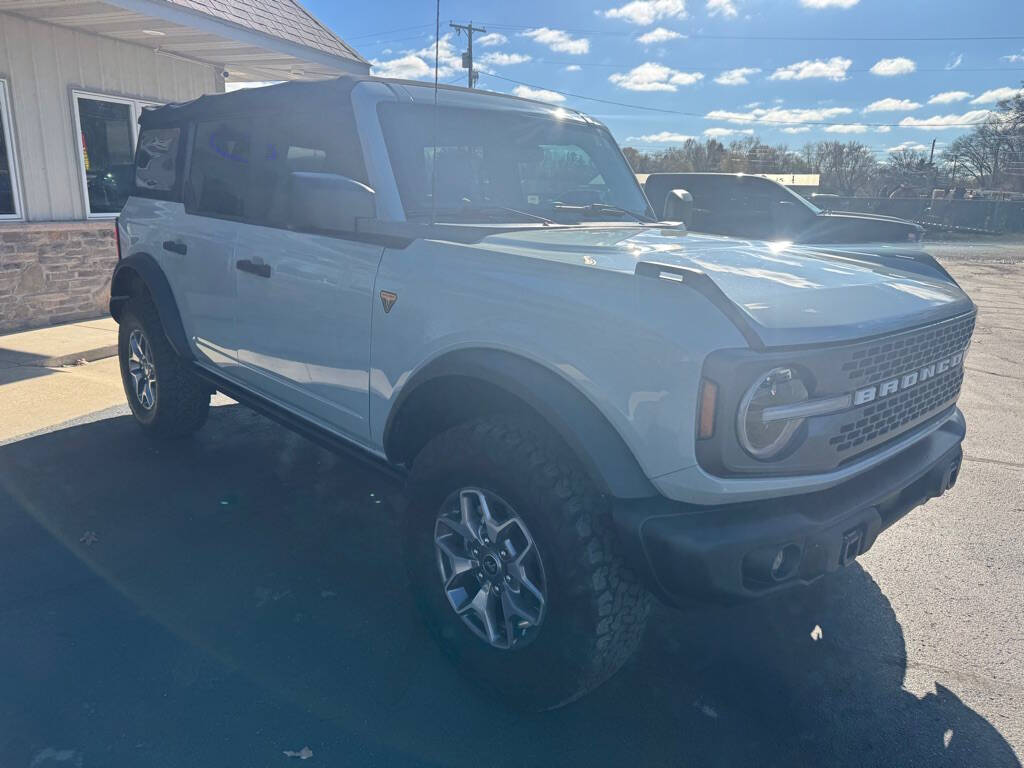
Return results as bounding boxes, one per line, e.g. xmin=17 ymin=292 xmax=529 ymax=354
xmin=72 ymin=91 xmax=160 ymax=218
xmin=0 ymin=79 xmax=23 ymax=220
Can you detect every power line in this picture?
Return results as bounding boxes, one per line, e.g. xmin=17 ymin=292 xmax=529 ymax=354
xmin=506 ymin=58 xmax=1024 ymax=74
xmin=481 ymin=71 xmax=1001 ymax=129
xmin=347 ymin=23 xmax=434 ymax=41
xmin=477 ymin=22 xmax=1024 ymax=42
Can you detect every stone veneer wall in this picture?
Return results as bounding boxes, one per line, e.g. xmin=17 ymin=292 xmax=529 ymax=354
xmin=0 ymin=221 xmax=117 ymax=333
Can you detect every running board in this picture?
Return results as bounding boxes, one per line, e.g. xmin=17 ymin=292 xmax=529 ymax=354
xmin=192 ymin=365 xmax=408 ymax=484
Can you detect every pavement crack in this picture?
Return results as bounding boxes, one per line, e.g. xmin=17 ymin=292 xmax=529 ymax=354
xmin=963 ymin=454 xmax=1024 ymax=470
xmin=964 ymin=365 xmax=1023 ymax=381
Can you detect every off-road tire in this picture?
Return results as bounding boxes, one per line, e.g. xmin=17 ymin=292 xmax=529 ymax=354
xmin=404 ymin=415 xmax=651 ymax=710
xmin=118 ymin=296 xmax=210 ymax=438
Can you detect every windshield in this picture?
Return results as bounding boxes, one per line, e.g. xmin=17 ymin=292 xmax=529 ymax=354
xmin=377 ymin=102 xmax=653 ymax=223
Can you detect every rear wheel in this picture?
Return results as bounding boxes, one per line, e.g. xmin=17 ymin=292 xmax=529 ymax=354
xmin=404 ymin=415 xmax=651 ymax=709
xmin=118 ymin=296 xmax=210 ymax=438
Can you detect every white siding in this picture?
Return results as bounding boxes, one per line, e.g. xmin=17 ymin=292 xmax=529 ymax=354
xmin=0 ymin=11 xmax=219 ymax=221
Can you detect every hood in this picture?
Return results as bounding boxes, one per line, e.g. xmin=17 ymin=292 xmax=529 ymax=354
xmin=477 ymin=226 xmax=974 ymax=347
xmin=797 ymin=210 xmax=924 ymax=245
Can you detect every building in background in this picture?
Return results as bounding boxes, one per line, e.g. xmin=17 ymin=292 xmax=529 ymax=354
xmin=0 ymin=0 xmax=367 ymax=332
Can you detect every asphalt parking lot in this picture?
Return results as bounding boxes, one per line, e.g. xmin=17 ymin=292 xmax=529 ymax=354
xmin=0 ymin=246 xmax=1021 ymax=767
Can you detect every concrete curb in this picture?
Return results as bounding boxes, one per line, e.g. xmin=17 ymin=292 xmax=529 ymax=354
xmin=33 ymin=345 xmax=119 ymax=369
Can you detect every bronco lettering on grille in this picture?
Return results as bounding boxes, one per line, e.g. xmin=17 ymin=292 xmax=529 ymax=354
xmin=853 ymin=350 xmax=966 ymax=406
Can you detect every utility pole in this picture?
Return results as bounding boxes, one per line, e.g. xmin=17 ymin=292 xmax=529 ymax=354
xmin=450 ymin=21 xmax=486 ymax=88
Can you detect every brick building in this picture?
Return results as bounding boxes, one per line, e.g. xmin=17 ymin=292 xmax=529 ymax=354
xmin=0 ymin=0 xmax=367 ymax=332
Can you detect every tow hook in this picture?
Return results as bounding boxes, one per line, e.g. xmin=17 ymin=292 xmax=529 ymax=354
xmin=839 ymin=528 xmax=863 ymax=567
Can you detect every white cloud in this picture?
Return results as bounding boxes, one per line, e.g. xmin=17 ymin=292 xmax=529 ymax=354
xmin=706 ymin=0 xmax=738 ymax=17
xmin=928 ymin=90 xmax=971 ymax=105
xmin=825 ymin=123 xmax=869 ymax=133
xmin=875 ymin=125 xmax=892 ymax=133
xmin=478 ymin=52 xmax=532 ymax=67
xmin=870 ymin=57 xmax=916 ymax=76
xmin=945 ymin=53 xmax=963 ymax=70
xmin=800 ymin=0 xmax=859 ymax=7
xmin=887 ymin=140 xmax=933 ymax=153
xmin=370 ymin=35 xmax=461 ymax=80
xmin=225 ymin=81 xmax=279 ymax=92
xmin=609 ymin=62 xmax=704 ymax=91
xmin=476 ymin=33 xmax=508 ymax=47
xmin=512 ymin=85 xmax=566 ymax=103
xmin=706 ymin=105 xmax=854 ymax=126
xmin=520 ymin=27 xmax=590 ymax=54
xmin=769 ymin=57 xmax=852 ymax=82
xmin=603 ymin=0 xmax=687 ymax=25
xmin=898 ymin=110 xmax=992 ymax=130
xmin=627 ymin=131 xmax=695 ymax=143
xmin=565 ymin=64 xmax=582 ymax=72
xmin=863 ymin=98 xmax=921 ymax=113
xmin=715 ymin=67 xmax=761 ymax=86
xmin=704 ymin=127 xmax=754 ymax=137
xmin=970 ymin=87 xmax=1022 ymax=104
xmin=782 ymin=125 xmax=811 ymax=133
xmin=636 ymin=27 xmax=683 ymax=44
xmin=1003 ymin=52 xmax=1024 ymax=64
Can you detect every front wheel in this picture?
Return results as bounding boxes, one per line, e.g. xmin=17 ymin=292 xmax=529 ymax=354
xmin=404 ymin=415 xmax=651 ymax=710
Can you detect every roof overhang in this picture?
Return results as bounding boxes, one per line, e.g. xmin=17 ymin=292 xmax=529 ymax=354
xmin=1 ymin=0 xmax=369 ymax=82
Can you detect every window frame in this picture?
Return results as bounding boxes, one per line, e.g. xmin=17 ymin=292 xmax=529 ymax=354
xmin=71 ymin=89 xmax=160 ymax=219
xmin=0 ymin=78 xmax=24 ymax=221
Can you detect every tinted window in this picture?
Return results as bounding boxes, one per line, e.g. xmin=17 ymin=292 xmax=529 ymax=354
xmin=251 ymin=111 xmax=366 ymax=227
xmin=77 ymin=97 xmax=135 ymax=214
xmin=135 ymin=127 xmax=180 ymax=197
xmin=189 ymin=119 xmax=252 ymax=218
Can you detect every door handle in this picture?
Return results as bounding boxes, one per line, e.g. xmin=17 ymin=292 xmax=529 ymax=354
xmin=163 ymin=240 xmax=187 ymax=255
xmin=236 ymin=259 xmax=271 ymax=278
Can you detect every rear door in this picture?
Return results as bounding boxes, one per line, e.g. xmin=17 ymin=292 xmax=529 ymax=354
xmin=173 ymin=117 xmax=256 ymax=369
xmin=231 ymin=109 xmax=381 ymax=443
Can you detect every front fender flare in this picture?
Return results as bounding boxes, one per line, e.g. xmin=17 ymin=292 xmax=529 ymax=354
xmin=384 ymin=348 xmax=657 ymax=499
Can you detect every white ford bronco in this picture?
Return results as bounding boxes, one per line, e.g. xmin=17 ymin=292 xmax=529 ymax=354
xmin=111 ymin=75 xmax=975 ymax=709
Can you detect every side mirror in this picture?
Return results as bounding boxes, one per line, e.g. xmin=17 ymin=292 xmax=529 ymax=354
xmin=287 ymin=172 xmax=375 ymax=234
xmin=663 ymin=188 xmax=693 ymax=226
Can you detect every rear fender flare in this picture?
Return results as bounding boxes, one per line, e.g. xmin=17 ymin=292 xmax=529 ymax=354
xmin=109 ymin=252 xmax=192 ymax=361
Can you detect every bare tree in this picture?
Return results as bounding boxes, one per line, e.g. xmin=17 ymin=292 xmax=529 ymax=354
xmin=811 ymin=141 xmax=877 ymax=195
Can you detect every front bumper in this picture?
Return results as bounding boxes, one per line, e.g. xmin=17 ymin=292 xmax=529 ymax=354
xmin=612 ymin=409 xmax=965 ymax=606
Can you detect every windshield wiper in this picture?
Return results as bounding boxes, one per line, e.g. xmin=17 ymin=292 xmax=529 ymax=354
xmin=551 ymin=202 xmax=655 ymax=223
xmin=407 ymin=205 xmax=554 ymax=225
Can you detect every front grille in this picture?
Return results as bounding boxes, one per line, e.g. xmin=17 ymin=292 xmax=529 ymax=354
xmin=841 ymin=313 xmax=975 ymax=388
xmin=827 ymin=313 xmax=974 ymax=459
xmin=829 ymin=366 xmax=964 ymax=454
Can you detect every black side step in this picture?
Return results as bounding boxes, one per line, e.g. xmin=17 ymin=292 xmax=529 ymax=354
xmin=192 ymin=364 xmax=408 ymax=484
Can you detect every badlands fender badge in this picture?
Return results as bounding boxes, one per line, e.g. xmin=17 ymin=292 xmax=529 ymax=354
xmin=380 ymin=291 xmax=398 ymax=313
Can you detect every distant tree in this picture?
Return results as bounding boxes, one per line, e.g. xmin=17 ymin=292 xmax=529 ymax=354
xmin=810 ymin=141 xmax=878 ymax=195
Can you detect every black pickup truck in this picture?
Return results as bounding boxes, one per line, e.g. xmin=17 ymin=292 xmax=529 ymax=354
xmin=645 ymin=172 xmax=924 ymax=244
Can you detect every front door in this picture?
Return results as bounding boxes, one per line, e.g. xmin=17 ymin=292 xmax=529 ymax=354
xmin=233 ymin=227 xmax=382 ymax=443
xmin=230 ymin=109 xmax=381 ymax=444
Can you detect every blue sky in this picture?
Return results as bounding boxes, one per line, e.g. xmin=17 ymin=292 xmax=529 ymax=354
xmin=306 ymin=0 xmax=1024 ymax=160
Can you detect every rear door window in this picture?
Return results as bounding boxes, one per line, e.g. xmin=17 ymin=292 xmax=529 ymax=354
xmin=188 ymin=119 xmax=252 ymax=219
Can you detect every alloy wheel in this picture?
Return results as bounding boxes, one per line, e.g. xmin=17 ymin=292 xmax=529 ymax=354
xmin=434 ymin=488 xmax=548 ymax=650
xmin=127 ymin=328 xmax=157 ymax=410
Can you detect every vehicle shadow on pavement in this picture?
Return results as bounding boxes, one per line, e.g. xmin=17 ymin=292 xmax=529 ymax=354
xmin=0 ymin=404 xmax=1018 ymax=768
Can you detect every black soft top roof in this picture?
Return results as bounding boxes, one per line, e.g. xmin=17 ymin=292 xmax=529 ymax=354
xmin=138 ymin=75 xmax=367 ymax=127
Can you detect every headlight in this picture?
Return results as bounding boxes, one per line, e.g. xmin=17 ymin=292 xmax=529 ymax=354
xmin=737 ymin=367 xmax=809 ymax=459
